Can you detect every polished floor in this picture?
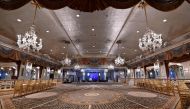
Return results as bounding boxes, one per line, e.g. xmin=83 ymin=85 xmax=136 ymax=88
xmin=11 ymin=83 xmax=177 ymax=109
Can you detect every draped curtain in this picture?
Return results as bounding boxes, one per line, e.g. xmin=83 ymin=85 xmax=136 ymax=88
xmin=0 ymin=0 xmax=189 ymax=12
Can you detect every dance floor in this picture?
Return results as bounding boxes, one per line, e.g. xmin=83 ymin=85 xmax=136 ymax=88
xmin=10 ymin=83 xmax=178 ymax=109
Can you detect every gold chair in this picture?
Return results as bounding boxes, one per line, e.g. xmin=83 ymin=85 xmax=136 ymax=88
xmin=165 ymin=80 xmax=175 ymax=95
xmin=51 ymin=79 xmax=57 ymax=87
xmin=154 ymin=80 xmax=165 ymax=93
xmin=176 ymin=80 xmax=190 ymax=109
xmin=41 ymin=80 xmax=47 ymax=90
xmin=26 ymin=80 xmax=34 ymax=94
xmin=34 ymin=80 xmax=41 ymax=92
xmin=13 ymin=80 xmax=24 ymax=97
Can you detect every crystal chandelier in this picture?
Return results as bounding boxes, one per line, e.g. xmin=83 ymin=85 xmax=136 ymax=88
xmin=115 ymin=56 xmax=125 ymax=66
xmin=17 ymin=4 xmax=42 ymax=52
xmin=74 ymin=55 xmax=80 ymax=70
xmin=61 ymin=41 xmax=71 ymax=66
xmin=139 ymin=28 xmax=162 ymax=51
xmin=108 ymin=64 xmax=114 ymax=70
xmin=74 ymin=64 xmax=80 ymax=70
xmin=62 ymin=57 xmax=71 ymax=66
xmin=114 ymin=40 xmax=125 ymax=66
xmin=138 ymin=1 xmax=163 ymax=52
xmin=17 ymin=25 xmax=42 ymax=52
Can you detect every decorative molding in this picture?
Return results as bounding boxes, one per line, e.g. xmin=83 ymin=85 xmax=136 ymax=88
xmin=0 ymin=40 xmax=61 ymax=68
xmin=128 ymin=41 xmax=190 ymax=68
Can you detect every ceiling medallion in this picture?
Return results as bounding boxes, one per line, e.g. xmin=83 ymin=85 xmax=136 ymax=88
xmin=114 ymin=40 xmax=125 ymax=66
xmin=138 ymin=1 xmax=163 ymax=52
xmin=17 ymin=4 xmax=42 ymax=52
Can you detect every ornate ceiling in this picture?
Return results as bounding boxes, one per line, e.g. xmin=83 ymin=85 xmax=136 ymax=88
xmin=0 ymin=0 xmax=190 ymax=65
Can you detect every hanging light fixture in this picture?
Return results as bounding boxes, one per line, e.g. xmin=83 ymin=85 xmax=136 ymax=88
xmin=108 ymin=64 xmax=114 ymax=70
xmin=74 ymin=64 xmax=80 ymax=70
xmin=74 ymin=55 xmax=80 ymax=70
xmin=115 ymin=40 xmax=125 ymax=66
xmin=115 ymin=56 xmax=125 ymax=66
xmin=61 ymin=41 xmax=71 ymax=66
xmin=17 ymin=2 xmax=42 ymax=52
xmin=138 ymin=1 xmax=163 ymax=52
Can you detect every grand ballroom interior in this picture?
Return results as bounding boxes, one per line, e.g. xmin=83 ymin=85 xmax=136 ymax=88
xmin=0 ymin=0 xmax=190 ymax=109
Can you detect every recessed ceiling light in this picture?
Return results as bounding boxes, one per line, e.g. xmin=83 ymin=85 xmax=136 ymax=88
xmin=134 ymin=49 xmax=137 ymax=52
xmin=68 ymin=28 xmax=71 ymax=31
xmin=86 ymin=50 xmax=89 ymax=53
xmin=92 ymin=28 xmax=95 ymax=31
xmin=17 ymin=19 xmax=22 ymax=22
xmin=61 ymin=53 xmax=64 ymax=54
xmin=163 ymin=19 xmax=167 ymax=23
xmin=123 ymin=53 xmax=126 ymax=54
xmin=46 ymin=30 xmax=50 ymax=33
xmin=92 ymin=45 xmax=95 ymax=48
xmin=99 ymin=50 xmax=102 ymax=53
xmin=137 ymin=30 xmax=140 ymax=33
xmin=122 ymin=46 xmax=125 ymax=49
xmin=63 ymin=46 xmax=65 ymax=48
xmin=76 ymin=14 xmax=80 ymax=17
xmin=50 ymin=49 xmax=53 ymax=52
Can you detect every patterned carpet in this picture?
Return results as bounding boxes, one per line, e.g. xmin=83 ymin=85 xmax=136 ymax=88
xmin=10 ymin=83 xmax=177 ymax=109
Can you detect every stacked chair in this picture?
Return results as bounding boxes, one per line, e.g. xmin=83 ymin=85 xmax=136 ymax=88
xmin=13 ymin=79 xmax=57 ymax=97
xmin=136 ymin=79 xmax=175 ymax=95
xmin=0 ymin=80 xmax=15 ymax=90
xmin=137 ymin=79 xmax=190 ymax=109
xmin=176 ymin=80 xmax=190 ymax=109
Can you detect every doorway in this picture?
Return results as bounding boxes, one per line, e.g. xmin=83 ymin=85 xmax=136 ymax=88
xmin=81 ymin=69 xmax=107 ymax=82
